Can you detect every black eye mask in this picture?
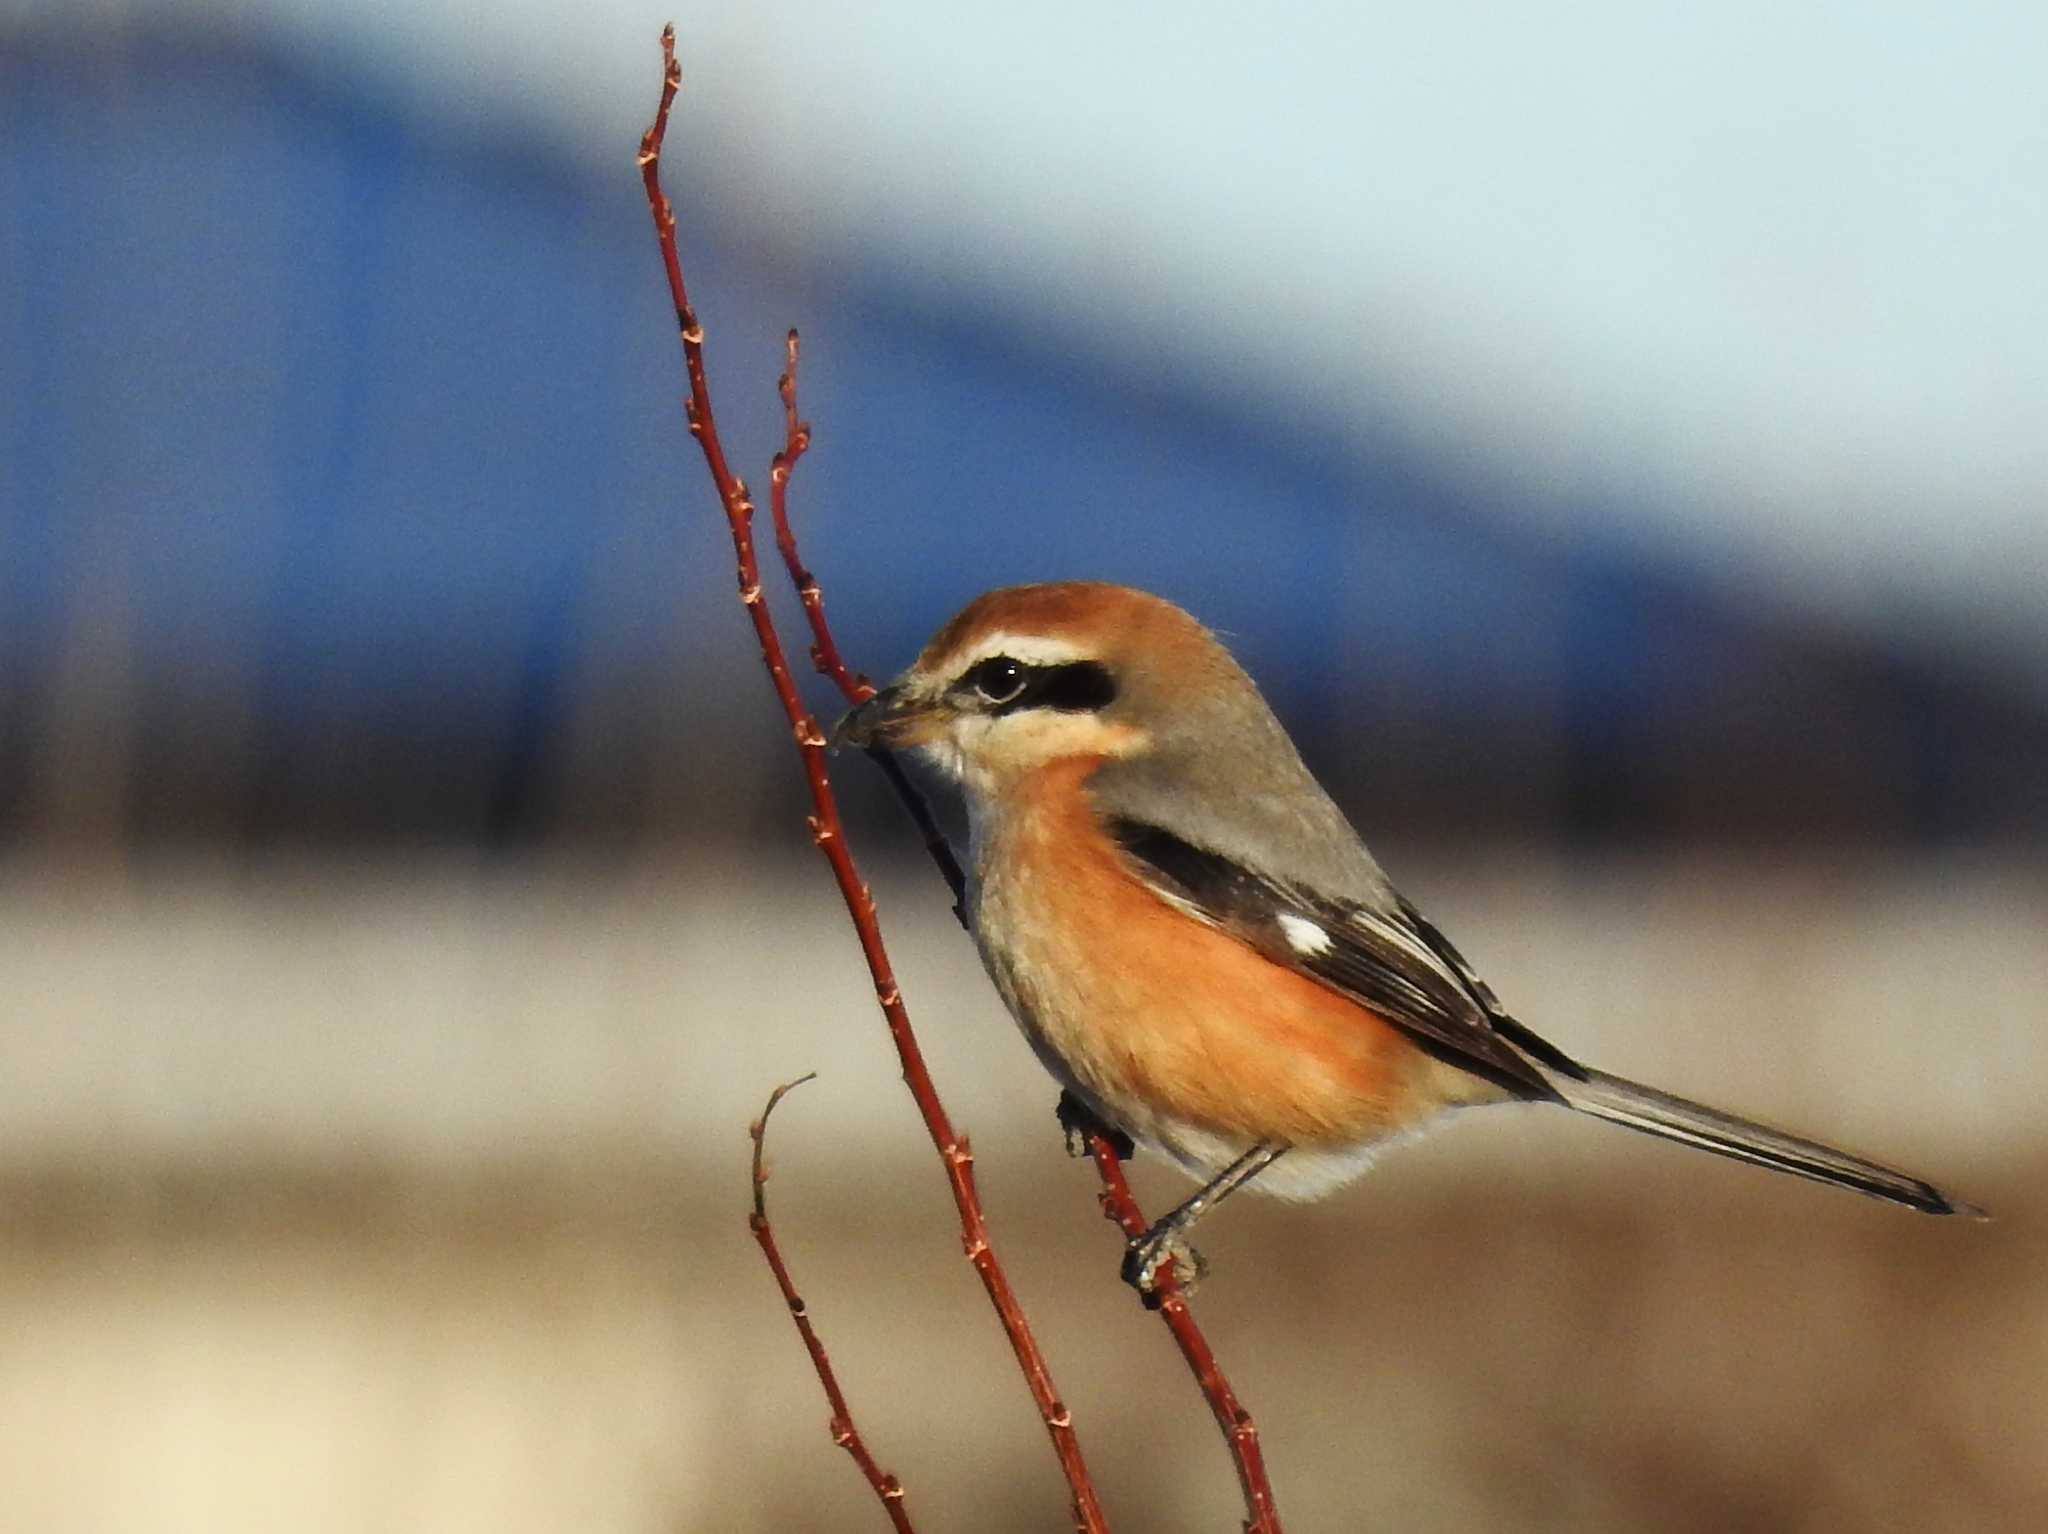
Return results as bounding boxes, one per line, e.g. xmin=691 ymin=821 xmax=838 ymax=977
xmin=958 ymin=657 xmax=1118 ymax=716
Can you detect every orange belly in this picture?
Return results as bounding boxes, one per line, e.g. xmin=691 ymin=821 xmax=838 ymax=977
xmin=971 ymin=760 xmax=1469 ymax=1152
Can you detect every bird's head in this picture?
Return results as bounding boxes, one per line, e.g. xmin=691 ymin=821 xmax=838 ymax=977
xmin=837 ymin=582 xmax=1257 ymax=793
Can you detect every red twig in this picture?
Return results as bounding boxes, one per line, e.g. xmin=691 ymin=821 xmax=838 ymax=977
xmin=1086 ymin=1134 xmax=1283 ymax=1534
xmin=639 ymin=28 xmax=1109 ymax=1534
xmin=754 ymin=151 xmax=1282 ymax=1534
xmin=748 ymin=1075 xmax=917 ymax=1533
xmin=765 ymin=328 xmax=970 ymax=920
xmin=769 ymin=332 xmax=866 ymax=698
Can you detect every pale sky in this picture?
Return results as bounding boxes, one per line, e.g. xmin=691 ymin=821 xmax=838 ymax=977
xmin=29 ymin=0 xmax=2047 ymax=679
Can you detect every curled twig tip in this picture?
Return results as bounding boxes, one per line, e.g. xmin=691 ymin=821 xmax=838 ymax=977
xmin=750 ymin=1070 xmax=820 ymax=1218
xmin=740 ymin=1069 xmax=918 ymax=1530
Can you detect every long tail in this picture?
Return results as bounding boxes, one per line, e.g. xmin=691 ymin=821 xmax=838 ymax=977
xmin=1549 ymin=1065 xmax=1985 ymax=1218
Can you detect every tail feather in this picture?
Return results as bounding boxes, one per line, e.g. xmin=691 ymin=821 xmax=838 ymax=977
xmin=1552 ymin=1065 xmax=1985 ymax=1219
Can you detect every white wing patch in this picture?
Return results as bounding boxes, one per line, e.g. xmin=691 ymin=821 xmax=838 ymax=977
xmin=1276 ymin=912 xmax=1334 ymax=957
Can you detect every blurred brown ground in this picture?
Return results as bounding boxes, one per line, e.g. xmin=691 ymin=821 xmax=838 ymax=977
xmin=1 ymin=848 xmax=2038 ymax=1532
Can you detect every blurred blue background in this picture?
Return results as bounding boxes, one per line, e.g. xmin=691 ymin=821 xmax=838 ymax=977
xmin=4 ymin=6 xmax=2043 ymax=854
xmin=2 ymin=6 xmax=2044 ymax=1532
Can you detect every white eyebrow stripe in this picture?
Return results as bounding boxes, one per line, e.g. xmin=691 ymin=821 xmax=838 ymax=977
xmin=1276 ymin=912 xmax=1334 ymax=957
xmin=955 ymin=632 xmax=1088 ymax=669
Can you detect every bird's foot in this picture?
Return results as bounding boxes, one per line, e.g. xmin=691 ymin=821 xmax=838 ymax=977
xmin=1120 ymin=1225 xmax=1207 ymax=1306
xmin=1055 ymin=1091 xmax=1135 ymax=1161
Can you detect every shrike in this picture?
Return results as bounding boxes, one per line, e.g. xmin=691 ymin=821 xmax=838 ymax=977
xmin=841 ymin=582 xmax=1980 ymax=1292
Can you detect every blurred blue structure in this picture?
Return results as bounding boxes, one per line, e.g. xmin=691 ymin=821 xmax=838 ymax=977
xmin=2 ymin=24 xmax=2042 ymax=851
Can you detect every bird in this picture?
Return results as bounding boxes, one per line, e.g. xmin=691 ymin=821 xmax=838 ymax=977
xmin=837 ymin=581 xmax=1982 ymax=1294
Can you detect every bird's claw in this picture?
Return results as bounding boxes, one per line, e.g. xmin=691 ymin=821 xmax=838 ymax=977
xmin=1120 ymin=1227 xmax=1207 ymax=1305
xmin=1055 ymin=1092 xmax=1134 ymax=1161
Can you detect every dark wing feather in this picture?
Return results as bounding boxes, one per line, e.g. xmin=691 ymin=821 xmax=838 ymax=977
xmin=1107 ymin=819 xmax=1566 ymax=1102
xmin=1107 ymin=821 xmax=1982 ymax=1218
xmin=1391 ymin=895 xmax=1589 ymax=1081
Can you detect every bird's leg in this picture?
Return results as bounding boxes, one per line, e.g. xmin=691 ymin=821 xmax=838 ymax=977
xmin=1121 ymin=1142 xmax=1285 ymax=1303
xmin=1055 ymin=1089 xmax=1134 ymax=1161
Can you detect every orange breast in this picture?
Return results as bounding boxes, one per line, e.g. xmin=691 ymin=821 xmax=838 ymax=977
xmin=972 ymin=759 xmax=1456 ymax=1150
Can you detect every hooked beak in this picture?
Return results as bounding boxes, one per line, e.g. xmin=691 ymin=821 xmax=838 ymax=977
xmin=834 ymin=683 xmax=946 ymax=750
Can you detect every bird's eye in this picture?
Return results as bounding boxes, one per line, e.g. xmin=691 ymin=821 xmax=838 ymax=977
xmin=967 ymin=656 xmax=1028 ymax=705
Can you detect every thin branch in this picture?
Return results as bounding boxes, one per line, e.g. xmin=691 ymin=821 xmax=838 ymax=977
xmin=1084 ymin=1132 xmax=1283 ymax=1534
xmin=749 ymin=1075 xmax=917 ymax=1533
xmin=758 ymin=172 xmax=1282 ymax=1534
xmin=764 ymin=329 xmax=970 ymax=920
xmin=867 ymin=744 xmax=972 ymax=929
xmin=769 ymin=331 xmax=863 ymax=697
xmin=639 ymin=28 xmax=1109 ymax=1534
